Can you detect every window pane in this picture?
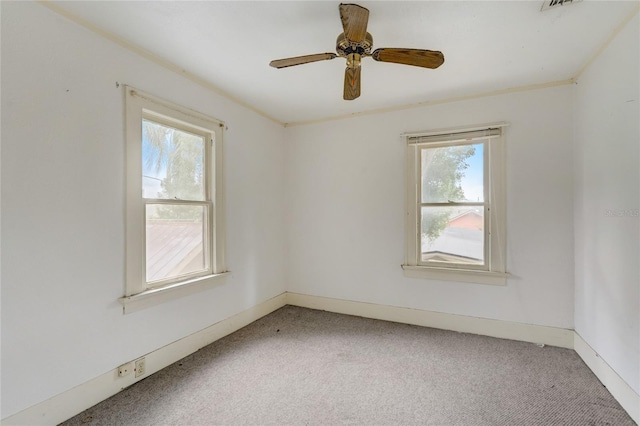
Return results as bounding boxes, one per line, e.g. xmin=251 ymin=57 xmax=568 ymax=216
xmin=421 ymin=143 xmax=483 ymax=203
xmin=421 ymin=206 xmax=484 ymax=265
xmin=146 ymin=204 xmax=208 ymax=283
xmin=142 ymin=119 xmax=206 ymax=201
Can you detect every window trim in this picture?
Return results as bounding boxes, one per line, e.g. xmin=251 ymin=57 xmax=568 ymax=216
xmin=121 ymin=86 xmax=228 ymax=313
xmin=402 ymin=122 xmax=509 ymax=286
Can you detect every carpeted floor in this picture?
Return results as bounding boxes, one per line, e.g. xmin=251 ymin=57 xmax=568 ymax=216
xmin=61 ymin=306 xmax=635 ymax=425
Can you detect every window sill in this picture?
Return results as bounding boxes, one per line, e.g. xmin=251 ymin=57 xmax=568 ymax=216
xmin=401 ymin=265 xmax=509 ymax=286
xmin=119 ymin=272 xmax=230 ymax=314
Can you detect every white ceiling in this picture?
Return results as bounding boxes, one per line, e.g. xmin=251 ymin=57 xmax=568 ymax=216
xmin=49 ymin=1 xmax=637 ymax=125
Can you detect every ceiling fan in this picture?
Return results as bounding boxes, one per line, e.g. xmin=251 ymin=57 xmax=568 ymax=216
xmin=269 ymin=3 xmax=445 ymax=101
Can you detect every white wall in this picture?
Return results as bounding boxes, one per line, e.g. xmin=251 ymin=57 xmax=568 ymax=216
xmin=285 ymin=85 xmax=575 ymax=329
xmin=1 ymin=1 xmax=286 ymax=418
xmin=573 ymin=14 xmax=639 ymax=395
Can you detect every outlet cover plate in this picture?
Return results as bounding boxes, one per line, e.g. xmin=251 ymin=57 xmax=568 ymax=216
xmin=135 ymin=358 xmax=146 ymax=378
xmin=117 ymin=362 xmax=133 ymax=377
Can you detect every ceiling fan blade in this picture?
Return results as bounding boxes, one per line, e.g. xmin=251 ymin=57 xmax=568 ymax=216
xmin=269 ymin=53 xmax=337 ymax=69
xmin=343 ymin=67 xmax=361 ymax=101
xmin=339 ymin=3 xmax=369 ymax=43
xmin=372 ymin=48 xmax=445 ymax=69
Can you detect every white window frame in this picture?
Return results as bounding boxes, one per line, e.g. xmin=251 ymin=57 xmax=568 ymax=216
xmin=402 ymin=122 xmax=509 ymax=286
xmin=121 ymin=86 xmax=228 ymax=313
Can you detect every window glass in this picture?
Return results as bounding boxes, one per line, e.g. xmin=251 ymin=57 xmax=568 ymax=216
xmin=142 ymin=119 xmax=206 ymax=201
xmin=421 ymin=206 xmax=484 ymax=265
xmin=420 ymin=142 xmax=485 ymax=267
xmin=421 ymin=143 xmax=483 ymax=203
xmin=145 ymin=204 xmax=207 ymax=283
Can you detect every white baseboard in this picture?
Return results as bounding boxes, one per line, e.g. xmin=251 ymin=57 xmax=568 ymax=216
xmin=286 ymin=292 xmax=575 ymax=349
xmin=1 ymin=293 xmax=287 ymax=426
xmin=573 ymin=332 xmax=640 ymax=424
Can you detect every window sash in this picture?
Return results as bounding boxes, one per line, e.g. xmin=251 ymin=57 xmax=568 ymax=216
xmin=143 ymin=200 xmax=213 ymax=288
xmin=416 ymin=141 xmax=489 ymax=271
xmin=141 ymin=114 xmax=212 ymax=203
xmin=140 ymin=115 xmax=214 ymax=290
xmin=417 ymin=204 xmax=489 ymax=270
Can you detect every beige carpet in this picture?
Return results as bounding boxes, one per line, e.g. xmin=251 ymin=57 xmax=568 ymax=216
xmin=61 ymin=306 xmax=635 ymax=425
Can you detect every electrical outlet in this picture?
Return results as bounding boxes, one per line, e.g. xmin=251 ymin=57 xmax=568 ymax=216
xmin=135 ymin=357 xmax=146 ymax=378
xmin=118 ymin=362 xmax=133 ymax=377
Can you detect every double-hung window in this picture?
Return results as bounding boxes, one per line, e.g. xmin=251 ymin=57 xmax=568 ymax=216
xmin=122 ymin=87 xmax=227 ymax=312
xmin=403 ymin=123 xmax=508 ymax=285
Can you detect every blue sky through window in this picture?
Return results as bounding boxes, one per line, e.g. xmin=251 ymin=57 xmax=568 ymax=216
xmin=142 ymin=126 xmax=168 ymax=199
xmin=460 ymin=143 xmax=484 ymax=202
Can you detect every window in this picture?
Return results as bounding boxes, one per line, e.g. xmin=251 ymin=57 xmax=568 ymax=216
xmin=122 ymin=87 xmax=228 ymax=312
xmin=402 ymin=123 xmax=508 ymax=285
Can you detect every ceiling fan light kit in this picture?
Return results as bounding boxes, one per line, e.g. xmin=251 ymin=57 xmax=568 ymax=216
xmin=269 ymin=3 xmax=445 ymax=101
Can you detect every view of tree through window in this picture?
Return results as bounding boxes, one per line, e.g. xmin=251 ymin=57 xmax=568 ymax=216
xmin=142 ymin=119 xmax=205 ymax=198
xmin=420 ymin=143 xmax=485 ymax=265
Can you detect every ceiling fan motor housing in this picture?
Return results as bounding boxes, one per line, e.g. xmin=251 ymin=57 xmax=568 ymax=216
xmin=336 ymin=32 xmax=373 ymax=58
